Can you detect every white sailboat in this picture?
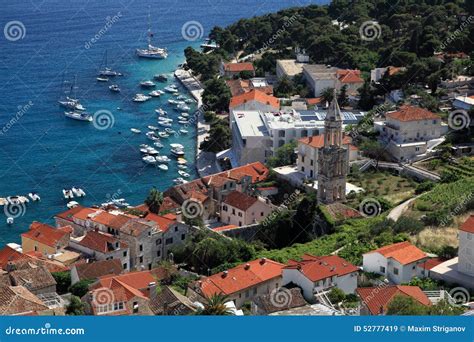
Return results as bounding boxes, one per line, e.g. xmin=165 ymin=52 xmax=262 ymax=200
xmin=136 ymin=9 xmax=168 ymax=59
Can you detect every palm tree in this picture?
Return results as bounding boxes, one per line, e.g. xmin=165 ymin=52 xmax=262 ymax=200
xmin=197 ymin=294 xmax=233 ymax=315
xmin=320 ymin=87 xmax=334 ymax=106
xmin=145 ymin=188 xmax=163 ymax=214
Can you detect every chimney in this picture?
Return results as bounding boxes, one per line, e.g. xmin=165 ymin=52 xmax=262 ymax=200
xmin=148 ymin=282 xmax=157 ymax=299
xmin=222 ymin=271 xmax=228 ymax=278
xmin=175 ymin=211 xmax=183 ymax=223
xmin=244 ymin=263 xmax=250 ymax=270
xmin=260 ymin=258 xmax=266 ymax=265
xmin=6 ymin=261 xmax=16 ymax=273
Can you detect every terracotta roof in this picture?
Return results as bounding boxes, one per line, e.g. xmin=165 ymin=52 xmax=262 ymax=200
xmin=306 ymin=98 xmax=323 ymax=105
xmin=223 ymin=62 xmax=254 ymax=73
xmin=226 ymin=79 xmax=250 ymax=96
xmin=160 ymin=196 xmax=181 ymax=212
xmin=299 ymin=134 xmax=352 ymax=149
xmin=92 ymin=270 xmax=158 ymax=298
xmin=0 ymin=285 xmax=48 ymax=315
xmin=216 ymin=162 xmax=269 ymax=183
xmin=74 ymin=259 xmax=123 ymax=281
xmin=386 ymin=105 xmax=440 ymax=122
xmin=21 ymin=222 xmax=70 ymax=248
xmin=357 ymin=285 xmax=431 ymax=315
xmin=119 ymin=218 xmax=156 ymax=237
xmin=253 ymin=287 xmax=307 ymax=314
xmin=366 ymin=241 xmax=427 ymax=265
xmin=149 ymin=286 xmax=196 ymax=315
xmin=56 ymin=206 xmax=98 ymax=222
xmin=213 ymin=225 xmax=239 ymax=232
xmin=91 ymin=212 xmax=132 ymax=229
xmin=223 ymin=191 xmax=259 ymax=211
xmin=77 ymin=230 xmax=127 ymax=254
xmin=337 ymin=69 xmax=363 ymax=84
xmin=229 ymin=89 xmax=280 ymax=109
xmin=0 ymin=246 xmax=29 ymax=270
xmin=417 ymin=258 xmax=444 ymax=271
xmin=195 ymin=258 xmax=285 ymax=297
xmin=145 ymin=213 xmax=177 ymax=233
xmin=10 ymin=266 xmax=56 ymax=292
xmin=284 ymin=254 xmax=359 ymax=282
xmin=12 ymin=256 xmax=68 ymax=273
xmin=460 ymin=215 xmax=474 ymax=234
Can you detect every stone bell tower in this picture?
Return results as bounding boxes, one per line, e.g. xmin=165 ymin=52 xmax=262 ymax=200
xmin=317 ymin=90 xmax=348 ymax=204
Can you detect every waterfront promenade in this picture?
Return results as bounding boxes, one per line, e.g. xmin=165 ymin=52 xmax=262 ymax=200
xmin=174 ymin=69 xmax=219 ymax=177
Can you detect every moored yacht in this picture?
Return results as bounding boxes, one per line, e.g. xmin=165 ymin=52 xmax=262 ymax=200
xmin=64 ymin=111 xmax=93 ymax=122
xmin=136 ymin=10 xmax=168 ymax=59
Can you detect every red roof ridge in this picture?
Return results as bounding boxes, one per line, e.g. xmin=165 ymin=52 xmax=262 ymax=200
xmin=460 ymin=215 xmax=474 ymax=234
xmin=230 ymin=89 xmax=279 ymax=109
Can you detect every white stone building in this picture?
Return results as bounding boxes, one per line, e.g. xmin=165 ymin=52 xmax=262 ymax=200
xmin=362 ymin=241 xmax=428 ymax=284
xmin=375 ymin=105 xmax=447 ymax=162
xmin=220 ymin=191 xmax=274 ymax=227
xmin=459 ymin=215 xmax=474 ymax=277
xmin=282 ymin=254 xmax=359 ymax=301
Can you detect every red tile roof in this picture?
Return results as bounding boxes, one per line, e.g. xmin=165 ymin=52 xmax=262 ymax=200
xmin=21 ymin=222 xmax=70 ymax=248
xmin=223 ymin=62 xmax=254 ymax=73
xmin=284 ymin=254 xmax=358 ymax=282
xmin=337 ymin=69 xmax=363 ymax=84
xmin=417 ymin=258 xmax=444 ymax=270
xmin=366 ymin=241 xmax=427 ymax=265
xmin=196 ymin=258 xmax=285 ymax=297
xmin=386 ymin=105 xmax=440 ymax=122
xmin=56 ymin=206 xmax=97 ymax=222
xmin=91 ymin=212 xmax=133 ymax=229
xmin=0 ymin=246 xmax=29 ymax=270
xmin=357 ymin=285 xmax=431 ymax=315
xmin=299 ymin=134 xmax=352 ymax=149
xmin=217 ymin=162 xmax=270 ymax=183
xmin=93 ymin=270 xmax=157 ymax=296
xmin=223 ymin=191 xmax=259 ymax=211
xmin=460 ymin=215 xmax=474 ymax=234
xmin=229 ymin=89 xmax=280 ymax=109
xmin=77 ymin=230 xmax=127 ymax=254
xmin=144 ymin=213 xmax=177 ymax=233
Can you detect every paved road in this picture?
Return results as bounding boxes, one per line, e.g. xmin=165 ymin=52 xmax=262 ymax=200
xmin=387 ymin=195 xmax=420 ymax=221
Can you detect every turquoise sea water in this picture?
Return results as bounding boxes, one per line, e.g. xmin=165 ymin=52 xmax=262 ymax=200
xmin=0 ymin=0 xmax=325 ymax=246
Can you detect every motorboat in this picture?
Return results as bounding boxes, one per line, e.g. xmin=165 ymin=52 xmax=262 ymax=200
xmin=164 ymin=85 xmax=178 ymax=93
xmin=170 ymin=143 xmax=184 ymax=149
xmin=179 ymin=129 xmax=188 ymax=134
xmin=140 ymin=80 xmax=156 ymax=88
xmin=178 ymin=120 xmax=189 ymax=124
xmin=164 ymin=128 xmax=176 ymax=134
xmin=173 ymin=177 xmax=187 ymax=185
xmin=168 ymin=99 xmax=178 ymax=104
xmin=146 ymin=147 xmax=159 ymax=155
xmin=136 ymin=9 xmax=168 ymax=59
xmin=155 ymin=108 xmax=167 ymax=116
xmin=154 ymin=142 xmax=164 ymax=148
xmin=158 ymin=164 xmax=168 ymax=171
xmin=28 ymin=192 xmax=41 ymax=201
xmin=158 ymin=131 xmax=170 ymax=138
xmin=177 ymin=95 xmax=187 ymax=100
xmin=133 ymin=94 xmax=151 ymax=102
xmin=147 ymin=125 xmax=159 ymax=130
xmin=72 ymin=187 xmax=86 ymax=197
xmin=177 ymin=104 xmax=190 ymax=111
xmin=130 ymin=128 xmax=141 ymax=134
xmin=149 ymin=90 xmax=161 ymax=97
xmin=171 ymin=147 xmax=185 ymax=157
xmin=64 ymin=111 xmax=93 ymax=122
xmin=178 ymin=170 xmax=190 ymax=178
xmin=181 ymin=113 xmax=189 ymax=118
xmin=156 ymin=155 xmax=171 ymax=163
xmin=158 ymin=117 xmax=173 ymax=122
xmin=62 ymin=189 xmax=74 ymax=199
xmin=6 ymin=217 xmax=14 ymax=225
xmin=184 ymin=99 xmax=195 ymax=104
xmin=97 ymin=77 xmax=109 ymax=82
xmin=67 ymin=201 xmax=79 ymax=209
xmin=177 ymin=164 xmax=188 ymax=170
xmin=111 ymin=198 xmax=130 ymax=208
xmin=177 ymin=158 xmax=187 ymax=165
xmin=140 ymin=148 xmax=150 ymax=154
xmin=154 ymin=74 xmax=168 ymax=82
xmin=158 ymin=121 xmax=172 ymax=128
xmin=142 ymin=155 xmax=157 ymax=164
xmin=109 ymin=84 xmax=121 ymax=92
xmin=146 ymin=131 xmax=160 ymax=141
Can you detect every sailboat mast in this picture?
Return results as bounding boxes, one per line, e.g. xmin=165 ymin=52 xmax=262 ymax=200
xmin=147 ymin=7 xmax=151 ymax=46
